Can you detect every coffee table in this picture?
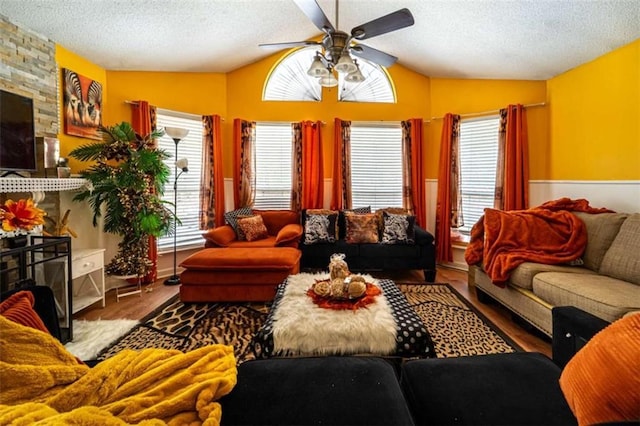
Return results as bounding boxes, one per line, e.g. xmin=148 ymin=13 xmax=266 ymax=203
xmin=253 ymin=273 xmax=435 ymax=358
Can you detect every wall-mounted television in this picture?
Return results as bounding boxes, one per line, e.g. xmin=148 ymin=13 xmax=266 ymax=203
xmin=0 ymin=89 xmax=37 ymax=173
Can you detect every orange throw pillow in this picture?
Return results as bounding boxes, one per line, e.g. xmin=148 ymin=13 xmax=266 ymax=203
xmin=345 ymin=212 xmax=379 ymax=243
xmin=0 ymin=290 xmax=50 ymax=334
xmin=237 ymin=215 xmax=269 ymax=242
xmin=559 ymin=313 xmax=640 ymax=425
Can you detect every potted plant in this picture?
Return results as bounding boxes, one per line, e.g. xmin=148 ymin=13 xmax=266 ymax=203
xmin=69 ymin=122 xmax=173 ymax=277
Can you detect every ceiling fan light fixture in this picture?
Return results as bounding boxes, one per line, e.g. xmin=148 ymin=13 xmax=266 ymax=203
xmin=319 ymin=73 xmax=338 ymax=87
xmin=334 ymin=53 xmax=357 ymax=73
xmin=307 ymin=54 xmax=330 ymax=77
xmin=345 ymin=63 xmax=365 ymax=83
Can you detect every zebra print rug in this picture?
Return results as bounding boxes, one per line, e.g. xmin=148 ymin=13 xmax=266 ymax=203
xmin=96 ymin=283 xmax=520 ymax=363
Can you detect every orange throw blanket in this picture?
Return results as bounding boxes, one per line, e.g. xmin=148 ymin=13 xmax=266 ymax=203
xmin=465 ymin=198 xmax=613 ymax=286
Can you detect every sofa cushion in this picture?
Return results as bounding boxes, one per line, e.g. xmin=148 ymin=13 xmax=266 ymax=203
xmin=401 ymin=352 xmax=576 ymax=426
xmin=345 ymin=212 xmax=379 ymax=243
xmin=560 ymin=313 xmax=640 ymax=426
xmin=381 ymin=212 xmax=415 ymax=245
xmin=181 ymin=247 xmax=300 ymax=271
xmin=337 ymin=206 xmax=371 ymax=239
xmin=224 ymin=206 xmax=253 ymax=238
xmin=304 ymin=212 xmax=338 ymax=244
xmin=220 ymin=357 xmax=414 ymax=426
xmin=532 ymin=272 xmax=640 ymax=322
xmin=0 ymin=290 xmax=49 ymax=334
xmin=252 ymin=209 xmax=300 ymax=235
xmin=237 ymin=215 xmax=268 ymax=242
xmin=359 ymin=242 xmax=421 ymax=258
xmin=275 ymin=223 xmax=303 ymax=246
xmin=573 ymin=212 xmax=628 ymax=272
xmin=203 ymin=225 xmax=237 ymax=248
xmin=599 ymin=213 xmax=640 ymax=285
xmin=375 ymin=207 xmax=408 ymax=231
xmin=509 ymin=262 xmax=596 ymax=291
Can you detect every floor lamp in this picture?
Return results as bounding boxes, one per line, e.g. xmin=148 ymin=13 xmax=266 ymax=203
xmin=164 ymin=126 xmax=189 ymax=286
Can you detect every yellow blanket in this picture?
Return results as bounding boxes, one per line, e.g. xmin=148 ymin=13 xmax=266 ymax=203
xmin=0 ymin=316 xmax=237 ymax=425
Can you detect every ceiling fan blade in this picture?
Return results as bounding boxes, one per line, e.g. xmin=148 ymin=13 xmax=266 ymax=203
xmin=350 ymin=44 xmax=397 ymax=67
xmin=293 ymin=0 xmax=335 ymax=33
xmin=351 ymin=8 xmax=414 ymax=40
xmin=259 ymin=41 xmax=320 ymax=50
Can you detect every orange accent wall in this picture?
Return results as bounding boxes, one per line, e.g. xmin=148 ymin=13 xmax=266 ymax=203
xmin=55 ymin=45 xmax=108 ymax=174
xmin=547 ymin=39 xmax=639 ymax=180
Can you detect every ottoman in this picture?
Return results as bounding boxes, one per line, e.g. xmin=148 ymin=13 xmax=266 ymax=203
xmin=179 ymin=247 xmax=301 ymax=302
xmin=219 ymin=357 xmax=415 ymax=425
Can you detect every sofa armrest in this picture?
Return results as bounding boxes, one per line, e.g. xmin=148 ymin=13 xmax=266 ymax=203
xmin=203 ymin=225 xmax=237 ymax=247
xmin=275 ymin=223 xmax=303 ymax=247
xmin=414 ymin=225 xmax=435 ymax=246
xmin=552 ymin=306 xmax=610 ymax=369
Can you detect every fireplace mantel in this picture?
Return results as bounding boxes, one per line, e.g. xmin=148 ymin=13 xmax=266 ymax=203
xmin=0 ymin=177 xmax=89 ymax=194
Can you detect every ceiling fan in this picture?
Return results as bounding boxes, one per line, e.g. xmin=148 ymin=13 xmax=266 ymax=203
xmin=259 ymin=0 xmax=414 ymax=86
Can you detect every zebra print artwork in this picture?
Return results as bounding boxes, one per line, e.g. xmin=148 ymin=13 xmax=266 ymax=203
xmin=63 ymin=68 xmax=102 ymax=140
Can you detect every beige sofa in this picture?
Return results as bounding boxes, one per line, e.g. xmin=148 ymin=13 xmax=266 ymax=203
xmin=472 ymin=211 xmax=640 ymax=336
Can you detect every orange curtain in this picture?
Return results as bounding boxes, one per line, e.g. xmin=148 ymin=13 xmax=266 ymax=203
xmin=232 ymin=118 xmax=255 ymax=209
xmin=130 ymin=100 xmax=157 ymax=284
xmin=201 ymin=115 xmax=225 ymax=229
xmin=330 ymin=118 xmax=351 ymax=210
xmin=301 ymin=120 xmax=324 ymax=209
xmin=495 ymin=104 xmax=529 ymax=211
xmin=402 ymin=118 xmax=426 ymax=228
xmin=435 ymin=113 xmax=461 ymax=263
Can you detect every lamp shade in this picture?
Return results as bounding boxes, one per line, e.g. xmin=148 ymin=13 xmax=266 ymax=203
xmin=307 ymin=55 xmax=330 ymax=77
xmin=319 ymin=74 xmax=338 ymax=87
xmin=165 ymin=126 xmax=189 ymax=140
xmin=345 ymin=65 xmax=365 ymax=83
xmin=334 ymin=54 xmax=357 ymax=74
xmin=176 ymin=158 xmax=189 ymax=172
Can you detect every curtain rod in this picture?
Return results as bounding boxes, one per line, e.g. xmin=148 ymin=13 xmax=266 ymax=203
xmin=125 ymin=100 xmax=225 ymax=121
xmin=427 ymin=102 xmax=546 ymax=122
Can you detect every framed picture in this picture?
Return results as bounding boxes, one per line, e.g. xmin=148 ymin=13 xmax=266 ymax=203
xmin=63 ymin=68 xmax=102 ymax=140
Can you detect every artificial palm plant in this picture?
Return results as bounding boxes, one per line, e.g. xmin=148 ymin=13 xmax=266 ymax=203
xmin=70 ymin=122 xmax=173 ymax=277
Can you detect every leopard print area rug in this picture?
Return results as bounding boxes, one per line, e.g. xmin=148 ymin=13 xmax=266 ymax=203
xmin=96 ymin=283 xmax=520 ymax=363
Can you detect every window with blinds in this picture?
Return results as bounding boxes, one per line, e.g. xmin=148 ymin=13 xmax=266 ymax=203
xmin=155 ymin=110 xmax=204 ymax=251
xmin=458 ymin=116 xmax=500 ymax=236
xmin=253 ymin=122 xmax=293 ymax=210
xmin=263 ymin=46 xmax=395 ymax=103
xmin=350 ymin=123 xmax=403 ymax=210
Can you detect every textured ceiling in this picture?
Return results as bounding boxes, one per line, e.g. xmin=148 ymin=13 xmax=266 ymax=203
xmin=1 ymin=0 xmax=638 ymax=80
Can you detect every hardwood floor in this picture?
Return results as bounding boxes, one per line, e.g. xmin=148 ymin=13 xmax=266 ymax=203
xmin=74 ymin=267 xmax=551 ymax=357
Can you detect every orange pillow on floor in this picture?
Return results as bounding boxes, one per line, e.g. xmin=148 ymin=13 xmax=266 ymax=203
xmin=559 ymin=312 xmax=640 ymax=426
xmin=0 ymin=290 xmax=50 ymax=334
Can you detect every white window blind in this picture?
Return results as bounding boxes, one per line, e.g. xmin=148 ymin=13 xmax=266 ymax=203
xmin=254 ymin=122 xmax=292 ymax=210
xmin=156 ymin=110 xmax=204 ymax=251
xmin=458 ymin=116 xmax=500 ymax=236
xmin=350 ymin=123 xmax=403 ymax=210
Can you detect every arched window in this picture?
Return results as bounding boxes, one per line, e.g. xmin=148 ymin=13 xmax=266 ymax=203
xmin=263 ymin=47 xmax=395 ymax=103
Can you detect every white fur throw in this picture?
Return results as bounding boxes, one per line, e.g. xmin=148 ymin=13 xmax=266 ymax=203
xmin=271 ymin=273 xmax=397 ymax=356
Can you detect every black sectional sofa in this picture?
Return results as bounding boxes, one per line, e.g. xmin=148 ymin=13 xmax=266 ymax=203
xmin=299 ymin=209 xmax=437 ymax=282
xmin=220 ymin=306 xmax=612 ymax=426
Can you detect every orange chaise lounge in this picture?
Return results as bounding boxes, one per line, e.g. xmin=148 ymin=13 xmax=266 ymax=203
xmin=179 ymin=209 xmax=303 ymax=302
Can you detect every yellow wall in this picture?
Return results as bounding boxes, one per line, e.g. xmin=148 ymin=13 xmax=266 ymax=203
xmin=103 ymin=71 xmax=227 ymax=125
xmin=55 ymin=39 xmax=639 ymax=184
xmin=55 ymin=45 xmax=108 ymax=173
xmin=547 ymin=39 xmax=639 ymax=180
xmin=428 ymin=79 xmax=548 ymax=179
xmin=225 ymin=50 xmax=431 ymax=178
